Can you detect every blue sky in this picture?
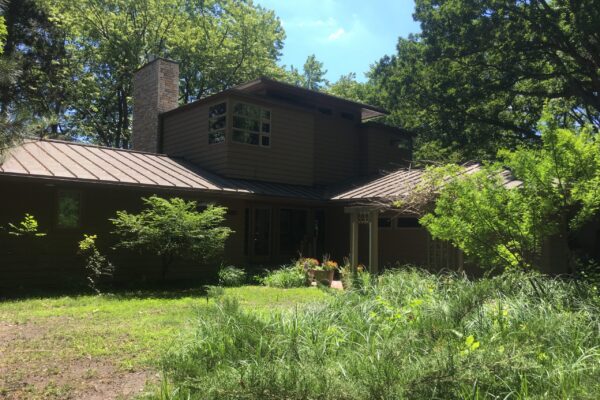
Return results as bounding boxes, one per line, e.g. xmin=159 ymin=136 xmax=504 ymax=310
xmin=255 ymin=0 xmax=420 ymax=82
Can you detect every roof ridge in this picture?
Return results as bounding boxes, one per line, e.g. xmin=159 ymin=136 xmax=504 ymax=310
xmin=24 ymin=138 xmax=169 ymax=157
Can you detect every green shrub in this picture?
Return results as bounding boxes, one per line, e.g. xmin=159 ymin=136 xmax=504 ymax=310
xmin=218 ymin=265 xmax=247 ymax=287
xmin=155 ymin=268 xmax=600 ymax=399
xmin=261 ymin=266 xmax=307 ymax=288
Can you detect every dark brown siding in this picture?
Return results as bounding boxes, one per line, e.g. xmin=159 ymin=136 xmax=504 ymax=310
xmin=162 ymin=101 xmax=228 ymax=174
xmin=225 ymin=95 xmax=315 ymax=186
xmin=313 ymin=114 xmax=360 ymax=185
xmin=0 ymin=179 xmax=248 ymax=290
xmin=361 ymin=125 xmax=412 ymax=175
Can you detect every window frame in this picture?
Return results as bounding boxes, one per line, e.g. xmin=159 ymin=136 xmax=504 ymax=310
xmin=208 ymin=101 xmax=227 ymax=145
xmin=231 ymin=101 xmax=271 ymax=148
xmin=55 ymin=189 xmax=82 ymax=230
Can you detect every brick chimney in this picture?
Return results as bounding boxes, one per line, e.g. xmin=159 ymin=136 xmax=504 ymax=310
xmin=132 ymin=57 xmax=179 ymax=153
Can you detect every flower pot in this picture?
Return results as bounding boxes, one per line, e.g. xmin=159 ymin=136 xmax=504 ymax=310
xmin=308 ymin=269 xmax=334 ymax=285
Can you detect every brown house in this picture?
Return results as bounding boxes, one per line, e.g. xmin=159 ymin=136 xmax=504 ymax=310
xmin=0 ymin=58 xmax=464 ymax=289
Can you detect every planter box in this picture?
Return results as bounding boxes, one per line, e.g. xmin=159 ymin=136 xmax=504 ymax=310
xmin=308 ymin=269 xmax=334 ymax=286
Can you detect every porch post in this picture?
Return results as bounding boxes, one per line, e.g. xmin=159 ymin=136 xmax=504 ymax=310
xmin=350 ymin=212 xmax=359 ymax=271
xmin=368 ymin=210 xmax=379 ymax=274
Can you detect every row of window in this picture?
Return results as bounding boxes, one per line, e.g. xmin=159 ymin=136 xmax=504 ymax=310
xmin=208 ymin=102 xmax=272 ymax=147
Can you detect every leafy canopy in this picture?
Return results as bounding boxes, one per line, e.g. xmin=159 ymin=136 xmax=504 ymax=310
xmin=370 ymin=0 xmax=600 ymax=161
xmin=420 ymin=113 xmax=600 ymax=271
xmin=33 ymin=0 xmax=285 ymax=147
xmin=111 ymin=196 xmax=232 ymax=279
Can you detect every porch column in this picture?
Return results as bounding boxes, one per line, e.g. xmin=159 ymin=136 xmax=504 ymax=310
xmin=368 ymin=210 xmax=379 ymax=274
xmin=350 ymin=212 xmax=359 ymax=271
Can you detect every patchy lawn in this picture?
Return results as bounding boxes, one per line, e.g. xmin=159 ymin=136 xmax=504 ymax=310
xmin=0 ymin=286 xmax=327 ymax=400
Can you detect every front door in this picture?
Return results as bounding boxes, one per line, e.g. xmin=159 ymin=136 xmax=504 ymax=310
xmin=253 ymin=207 xmax=272 ymax=259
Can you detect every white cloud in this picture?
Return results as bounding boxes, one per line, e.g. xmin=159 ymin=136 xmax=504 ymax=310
xmin=327 ymin=27 xmax=346 ymax=41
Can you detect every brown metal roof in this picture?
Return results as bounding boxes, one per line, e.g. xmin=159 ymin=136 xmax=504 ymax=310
xmin=330 ymin=164 xmax=521 ymax=201
xmin=1 ymin=140 xmax=520 ymax=203
xmin=0 ymin=139 xmax=324 ymax=200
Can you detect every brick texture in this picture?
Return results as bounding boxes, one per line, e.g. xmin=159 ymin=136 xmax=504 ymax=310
xmin=132 ymin=58 xmax=179 ymax=153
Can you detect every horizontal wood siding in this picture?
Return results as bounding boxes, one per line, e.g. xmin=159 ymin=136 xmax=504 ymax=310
xmin=225 ymin=95 xmax=315 ymax=186
xmin=362 ymin=125 xmax=412 ymax=175
xmin=313 ymin=114 xmax=360 ymax=185
xmin=162 ymin=102 xmax=227 ymax=174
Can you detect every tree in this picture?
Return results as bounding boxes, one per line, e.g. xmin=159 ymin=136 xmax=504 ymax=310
xmin=39 ymin=0 xmax=285 ymax=147
xmin=326 ymin=72 xmax=373 ymax=103
xmin=282 ymin=54 xmax=329 ymax=90
xmin=302 ymin=54 xmax=328 ymax=90
xmin=370 ymin=0 xmax=600 ymax=162
xmin=1 ymin=0 xmax=72 ymax=137
xmin=416 ymin=113 xmax=600 ymax=272
xmin=110 ymin=196 xmax=233 ymax=281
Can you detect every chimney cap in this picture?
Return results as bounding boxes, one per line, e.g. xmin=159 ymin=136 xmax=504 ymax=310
xmin=135 ymin=56 xmax=179 ymax=73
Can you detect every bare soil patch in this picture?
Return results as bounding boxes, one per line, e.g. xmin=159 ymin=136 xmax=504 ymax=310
xmin=0 ymin=321 xmax=156 ymax=399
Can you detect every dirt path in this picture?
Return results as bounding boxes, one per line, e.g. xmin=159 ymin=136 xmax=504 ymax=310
xmin=0 ymin=321 xmax=155 ymax=399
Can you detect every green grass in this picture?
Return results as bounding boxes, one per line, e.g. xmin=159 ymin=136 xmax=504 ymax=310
xmin=0 ymin=286 xmax=326 ymax=398
xmin=151 ymin=269 xmax=600 ymax=400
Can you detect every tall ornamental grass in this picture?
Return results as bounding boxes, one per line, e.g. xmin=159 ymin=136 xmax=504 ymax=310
xmin=153 ymin=269 xmax=600 ymax=399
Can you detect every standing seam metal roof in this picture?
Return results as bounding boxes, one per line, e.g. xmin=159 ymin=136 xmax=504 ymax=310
xmin=0 ymin=139 xmax=324 ymax=200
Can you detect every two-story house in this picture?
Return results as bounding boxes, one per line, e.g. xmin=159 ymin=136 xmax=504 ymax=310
xmin=0 ymin=57 xmax=465 ymax=288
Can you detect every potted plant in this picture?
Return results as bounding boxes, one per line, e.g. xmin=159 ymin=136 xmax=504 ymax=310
xmin=298 ymin=257 xmax=337 ymax=286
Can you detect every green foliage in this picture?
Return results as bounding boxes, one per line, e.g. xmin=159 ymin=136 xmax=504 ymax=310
xmin=110 ymin=196 xmax=232 ymax=280
xmin=282 ymin=54 xmax=329 ymax=91
xmin=154 ymin=268 xmax=600 ymax=399
xmin=32 ymin=0 xmax=284 ymax=147
xmin=261 ymin=266 xmax=307 ymax=288
xmin=78 ymin=234 xmax=114 ymax=294
xmin=420 ymin=114 xmax=600 ymax=271
xmin=7 ymin=213 xmax=46 ymax=237
xmin=0 ymin=15 xmax=6 ymax=53
xmin=0 ymin=0 xmax=71 ymax=137
xmin=217 ymin=265 xmax=247 ymax=287
xmin=370 ymin=1 xmax=600 ymax=161
xmin=326 ymin=72 xmax=373 ymax=103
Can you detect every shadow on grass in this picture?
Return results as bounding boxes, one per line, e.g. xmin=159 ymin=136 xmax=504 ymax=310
xmin=0 ymin=279 xmax=219 ymax=301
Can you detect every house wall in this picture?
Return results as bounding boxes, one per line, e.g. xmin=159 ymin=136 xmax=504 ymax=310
xmin=0 ymin=179 xmax=250 ymax=291
xmin=224 ymin=94 xmax=315 ymax=186
xmin=313 ymin=112 xmax=360 ymax=185
xmin=360 ymin=124 xmax=413 ymax=175
xmin=0 ymin=179 xmax=338 ymax=291
xmin=161 ymin=94 xmax=412 ymax=187
xmin=162 ymin=100 xmax=228 ymax=174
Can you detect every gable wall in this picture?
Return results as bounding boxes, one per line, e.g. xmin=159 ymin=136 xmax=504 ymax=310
xmin=313 ymin=112 xmax=361 ymax=185
xmin=360 ymin=125 xmax=413 ymax=175
xmin=224 ymin=94 xmax=315 ymax=186
xmin=161 ymin=101 xmax=228 ymax=174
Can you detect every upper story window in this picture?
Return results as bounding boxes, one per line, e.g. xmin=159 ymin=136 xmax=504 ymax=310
xmin=208 ymin=102 xmax=227 ymax=144
xmin=232 ymin=102 xmax=271 ymax=147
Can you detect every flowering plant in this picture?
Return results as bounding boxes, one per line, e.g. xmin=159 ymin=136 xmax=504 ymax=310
xmin=322 ymin=260 xmax=338 ymax=271
xmin=296 ymin=257 xmax=320 ymax=271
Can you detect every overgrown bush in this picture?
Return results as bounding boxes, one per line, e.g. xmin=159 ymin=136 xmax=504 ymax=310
xmin=110 ymin=196 xmax=232 ymax=281
xmin=218 ymin=265 xmax=247 ymax=287
xmin=78 ymin=234 xmax=114 ymax=294
xmin=155 ymin=268 xmax=600 ymax=399
xmin=261 ymin=266 xmax=307 ymax=288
